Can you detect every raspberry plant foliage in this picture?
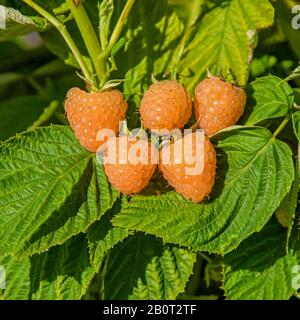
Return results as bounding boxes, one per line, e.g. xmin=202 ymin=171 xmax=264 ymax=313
xmin=0 ymin=0 xmax=299 ymax=300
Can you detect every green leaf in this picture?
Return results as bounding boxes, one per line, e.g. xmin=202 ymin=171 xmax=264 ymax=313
xmin=293 ymin=110 xmax=300 ymax=141
xmin=0 ymin=255 xmax=30 ymax=300
xmin=250 ymin=54 xmax=278 ymax=78
xmin=30 ymin=234 xmax=95 ymax=300
xmin=0 ymin=72 xmax=24 ymax=89
xmin=32 ymin=58 xmax=73 ymax=77
xmin=102 ymin=233 xmax=161 ymax=300
xmin=242 ymin=75 xmax=294 ymax=125
xmin=20 ymin=157 xmax=118 ymax=257
xmin=87 ymin=202 xmax=130 ymax=271
xmin=168 ymin=0 xmax=204 ymax=27
xmin=114 ymin=0 xmax=184 ymax=127
xmin=113 ymin=127 xmax=294 ymax=254
xmin=289 ymin=222 xmax=300 ymax=262
xmin=27 ymin=100 xmax=60 ymax=131
xmin=294 ymin=88 xmax=300 ymax=106
xmin=165 ymin=0 xmax=205 ymax=80
xmin=0 ymin=125 xmax=92 ymax=256
xmin=180 ymin=0 xmax=275 ymax=89
xmin=0 ymin=95 xmax=49 ymax=141
xmin=0 ymin=5 xmax=45 ymax=41
xmin=284 ymin=63 xmax=300 ymax=83
xmin=103 ymin=233 xmax=196 ymax=300
xmin=36 ymin=0 xmax=97 ymax=72
xmin=223 ymin=218 xmax=298 ymax=300
xmin=98 ymin=0 xmax=114 ymax=49
xmin=41 ymin=21 xmax=93 ymax=72
xmin=129 ymin=245 xmax=196 ymax=300
xmin=276 ymin=160 xmax=299 ymax=230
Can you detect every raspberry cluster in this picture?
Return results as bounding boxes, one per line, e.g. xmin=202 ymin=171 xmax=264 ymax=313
xmin=65 ymin=78 xmax=246 ymax=202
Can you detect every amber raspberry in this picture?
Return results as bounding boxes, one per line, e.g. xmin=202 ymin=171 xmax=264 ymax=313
xmin=140 ymin=80 xmax=192 ymax=131
xmin=103 ymin=136 xmax=157 ymax=195
xmin=64 ymin=88 xmax=127 ymax=152
xmin=194 ymin=77 xmax=247 ymax=135
xmin=159 ymin=132 xmax=216 ymax=203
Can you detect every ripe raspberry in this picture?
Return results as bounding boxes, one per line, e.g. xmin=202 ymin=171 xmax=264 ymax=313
xmin=140 ymin=80 xmax=192 ymax=131
xmin=159 ymin=132 xmax=216 ymax=203
xmin=103 ymin=136 xmax=157 ymax=194
xmin=195 ymin=77 xmax=247 ymax=135
xmin=64 ymin=88 xmax=127 ymax=152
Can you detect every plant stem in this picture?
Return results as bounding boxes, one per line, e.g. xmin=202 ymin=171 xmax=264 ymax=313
xmin=273 ymin=114 xmax=291 ymax=138
xmin=170 ymin=28 xmax=193 ymax=80
xmin=100 ymin=253 xmax=110 ymax=300
xmin=22 ymin=0 xmax=92 ymax=85
xmin=98 ymin=0 xmax=136 ymax=86
xmin=28 ymin=101 xmax=60 ymax=131
xmin=189 ymin=120 xmax=200 ymax=131
xmin=198 ymin=252 xmax=213 ymax=264
xmin=66 ymin=0 xmax=104 ymax=86
xmin=105 ymin=0 xmax=135 ymax=54
xmin=27 ymin=76 xmax=47 ymax=96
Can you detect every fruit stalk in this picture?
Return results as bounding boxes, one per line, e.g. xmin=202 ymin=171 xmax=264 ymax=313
xmin=66 ymin=0 xmax=105 ymax=86
xmin=22 ymin=0 xmax=92 ymax=85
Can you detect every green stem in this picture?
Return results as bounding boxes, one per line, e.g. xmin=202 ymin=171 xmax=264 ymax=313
xmin=273 ymin=114 xmax=291 ymax=138
xmin=98 ymin=0 xmax=136 ymax=86
xmin=189 ymin=120 xmax=200 ymax=131
xmin=105 ymin=0 xmax=136 ymax=54
xmin=170 ymin=28 xmax=193 ymax=80
xmin=198 ymin=252 xmax=213 ymax=264
xmin=28 ymin=101 xmax=60 ymax=130
xmin=66 ymin=0 xmax=104 ymax=86
xmin=27 ymin=76 xmax=46 ymax=96
xmin=22 ymin=0 xmax=92 ymax=85
xmin=100 ymin=253 xmax=110 ymax=300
